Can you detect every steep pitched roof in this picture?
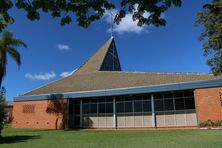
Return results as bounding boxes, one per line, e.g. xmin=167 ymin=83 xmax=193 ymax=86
xmin=21 ymin=37 xmax=222 ymax=96
xmin=75 ymin=37 xmax=121 ymax=75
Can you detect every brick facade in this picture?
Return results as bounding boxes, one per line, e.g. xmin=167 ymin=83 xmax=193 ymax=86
xmin=12 ymin=99 xmax=67 ymax=129
xmin=194 ymin=87 xmax=222 ymax=123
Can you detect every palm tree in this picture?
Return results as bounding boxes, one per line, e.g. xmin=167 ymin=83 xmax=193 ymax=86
xmin=0 ymin=31 xmax=27 ymax=87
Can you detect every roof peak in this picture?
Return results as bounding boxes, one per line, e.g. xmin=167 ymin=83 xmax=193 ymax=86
xmin=75 ymin=37 xmax=121 ymax=75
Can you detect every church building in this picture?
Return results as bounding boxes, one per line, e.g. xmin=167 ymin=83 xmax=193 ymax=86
xmin=12 ymin=37 xmax=222 ymax=129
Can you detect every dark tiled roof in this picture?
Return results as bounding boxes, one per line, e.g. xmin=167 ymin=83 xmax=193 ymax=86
xmin=22 ymin=38 xmax=222 ymax=96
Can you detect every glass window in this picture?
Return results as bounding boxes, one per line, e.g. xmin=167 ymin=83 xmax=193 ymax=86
xmin=69 ymin=102 xmax=74 ymax=114
xmin=83 ymin=99 xmax=91 ymax=103
xmin=154 ymin=94 xmax=163 ymax=99
xmin=154 ymin=100 xmax=164 ymax=111
xmin=83 ymin=104 xmax=90 ymax=114
xmin=164 ymin=93 xmax=173 ymax=99
xmin=134 ymin=95 xmax=142 ymax=101
xmin=116 ymin=96 xmax=124 ymax=102
xmin=143 ymin=101 xmax=151 ymax=112
xmin=98 ymin=103 xmax=105 ymax=113
xmin=106 ymin=103 xmax=113 ymax=113
xmin=134 ymin=101 xmax=142 ymax=112
xmin=174 ymin=92 xmax=183 ymax=98
xmin=90 ymin=104 xmax=97 ymax=114
xmin=106 ymin=97 xmax=113 ymax=102
xmin=185 ymin=97 xmax=195 ymax=109
xmin=184 ymin=92 xmax=194 ymax=97
xmin=125 ymin=101 xmax=133 ymax=113
xmin=116 ymin=102 xmax=124 ymax=113
xmin=125 ymin=96 xmax=133 ymax=101
xmin=74 ymin=116 xmax=80 ymax=126
xmin=175 ymin=98 xmax=185 ymax=110
xmin=74 ymin=104 xmax=80 ymax=114
xmin=143 ymin=94 xmax=151 ymax=100
xmin=164 ymin=99 xmax=174 ymax=111
xmin=98 ymin=98 xmax=106 ymax=103
xmin=91 ymin=98 xmax=98 ymax=103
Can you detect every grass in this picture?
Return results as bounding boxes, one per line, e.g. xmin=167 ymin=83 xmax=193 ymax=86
xmin=1 ymin=127 xmax=222 ymax=148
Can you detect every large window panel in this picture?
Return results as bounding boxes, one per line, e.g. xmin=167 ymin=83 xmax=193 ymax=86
xmin=74 ymin=104 xmax=80 ymax=114
xmin=164 ymin=99 xmax=174 ymax=111
xmin=154 ymin=94 xmax=163 ymax=99
xmin=98 ymin=103 xmax=106 ymax=114
xmin=90 ymin=104 xmax=97 ymax=114
xmin=184 ymin=92 xmax=194 ymax=97
xmin=175 ymin=98 xmax=185 ymax=110
xmin=143 ymin=101 xmax=151 ymax=112
xmin=116 ymin=102 xmax=124 ymax=113
xmin=143 ymin=94 xmax=151 ymax=100
xmin=154 ymin=100 xmax=164 ymax=111
xmin=125 ymin=96 xmax=133 ymax=101
xmin=134 ymin=95 xmax=142 ymax=101
xmin=83 ymin=104 xmax=90 ymax=114
xmin=125 ymin=102 xmax=133 ymax=113
xmin=164 ymin=94 xmax=173 ymax=99
xmin=174 ymin=93 xmax=183 ymax=98
xmin=134 ymin=101 xmax=142 ymax=113
xmin=106 ymin=103 xmax=113 ymax=113
xmin=185 ymin=97 xmax=195 ymax=109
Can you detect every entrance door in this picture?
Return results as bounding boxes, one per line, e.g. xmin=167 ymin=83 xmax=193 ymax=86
xmin=68 ymin=99 xmax=81 ymax=128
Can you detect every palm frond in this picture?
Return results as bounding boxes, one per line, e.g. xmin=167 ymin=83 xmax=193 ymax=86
xmin=7 ymin=47 xmax=21 ymax=67
xmin=2 ymin=31 xmax=27 ymax=48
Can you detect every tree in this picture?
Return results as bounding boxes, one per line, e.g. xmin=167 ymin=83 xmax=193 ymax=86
xmin=46 ymin=94 xmax=67 ymax=130
xmin=196 ymin=0 xmax=222 ymax=75
xmin=0 ymin=87 xmax=6 ymax=137
xmin=0 ymin=0 xmax=182 ymax=32
xmin=0 ymin=31 xmax=27 ymax=87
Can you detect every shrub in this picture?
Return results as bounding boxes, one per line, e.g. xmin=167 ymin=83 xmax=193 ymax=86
xmin=199 ymin=119 xmax=222 ymax=127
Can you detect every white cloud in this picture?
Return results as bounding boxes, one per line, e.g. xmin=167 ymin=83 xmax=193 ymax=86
xmin=56 ymin=44 xmax=71 ymax=51
xmin=25 ymin=71 xmax=56 ymax=81
xmin=60 ymin=69 xmax=77 ymax=78
xmin=104 ymin=7 xmax=151 ymax=34
xmin=60 ymin=71 xmax=72 ymax=78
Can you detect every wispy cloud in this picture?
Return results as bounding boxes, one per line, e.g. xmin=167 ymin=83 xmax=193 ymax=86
xmin=56 ymin=44 xmax=71 ymax=51
xmin=60 ymin=69 xmax=77 ymax=78
xmin=60 ymin=71 xmax=72 ymax=78
xmin=25 ymin=71 xmax=56 ymax=81
xmin=104 ymin=6 xmax=154 ymax=34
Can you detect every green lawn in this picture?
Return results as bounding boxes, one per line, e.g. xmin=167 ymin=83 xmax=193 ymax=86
xmin=1 ymin=127 xmax=222 ymax=148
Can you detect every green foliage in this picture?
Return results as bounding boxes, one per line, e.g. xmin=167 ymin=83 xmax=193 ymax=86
xmin=0 ymin=31 xmax=27 ymax=87
xmin=0 ymin=0 xmax=14 ymax=32
xmin=196 ymin=0 xmax=222 ymax=75
xmin=199 ymin=119 xmax=222 ymax=127
xmin=0 ymin=87 xmax=7 ymax=137
xmin=0 ymin=0 xmax=182 ymax=31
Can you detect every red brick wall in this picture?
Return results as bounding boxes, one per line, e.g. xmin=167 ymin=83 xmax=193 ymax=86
xmin=194 ymin=87 xmax=222 ymax=123
xmin=12 ymin=99 xmax=67 ymax=129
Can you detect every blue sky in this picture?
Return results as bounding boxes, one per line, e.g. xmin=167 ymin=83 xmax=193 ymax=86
xmin=4 ymin=1 xmax=210 ymax=100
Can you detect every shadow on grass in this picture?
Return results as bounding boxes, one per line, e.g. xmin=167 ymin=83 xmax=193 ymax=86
xmin=0 ymin=135 xmax=40 ymax=144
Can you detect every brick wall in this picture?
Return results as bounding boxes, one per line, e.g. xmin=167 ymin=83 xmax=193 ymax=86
xmin=194 ymin=87 xmax=222 ymax=123
xmin=12 ymin=99 xmax=67 ymax=129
